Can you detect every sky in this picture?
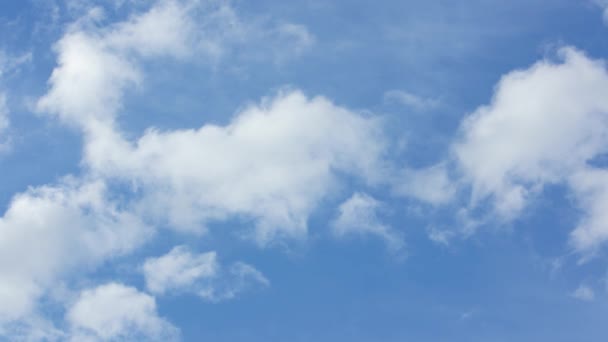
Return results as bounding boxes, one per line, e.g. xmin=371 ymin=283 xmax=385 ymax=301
xmin=1 ymin=0 xmax=608 ymax=341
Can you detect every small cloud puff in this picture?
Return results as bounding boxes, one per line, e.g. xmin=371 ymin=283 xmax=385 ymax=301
xmin=572 ymin=285 xmax=595 ymax=302
xmin=143 ymin=246 xmax=269 ymax=302
xmin=332 ymin=193 xmax=405 ymax=254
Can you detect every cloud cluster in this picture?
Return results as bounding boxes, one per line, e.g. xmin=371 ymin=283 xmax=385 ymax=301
xmin=0 ymin=0 xmax=391 ymax=338
xmin=2 ymin=0 xmax=318 ymax=337
xmin=0 ymin=178 xmax=151 ymax=323
xmin=35 ymin=0 xmax=373 ymax=245
xmin=5 ymin=0 xmax=608 ymax=339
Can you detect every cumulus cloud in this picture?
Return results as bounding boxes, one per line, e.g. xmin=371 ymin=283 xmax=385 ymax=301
xmin=0 ymin=4 xmax=191 ymax=329
xmin=453 ymin=47 xmax=608 ymax=254
xmin=0 ymin=1 xmax=318 ymax=334
xmin=66 ymin=283 xmax=179 ymax=341
xmin=84 ymin=90 xmax=387 ymax=243
xmin=35 ymin=0 xmax=347 ymax=245
xmin=0 ymin=178 xmax=151 ymax=323
xmin=5 ymin=0 xmax=380 ymax=338
xmin=143 ymin=246 xmax=269 ymax=301
xmin=104 ymin=0 xmax=201 ymax=58
xmin=37 ymin=0 xmax=315 ymax=126
xmin=36 ymin=0 xmax=195 ymax=128
xmin=332 ymin=193 xmax=405 ymax=253
xmin=455 ymin=47 xmax=608 ymax=218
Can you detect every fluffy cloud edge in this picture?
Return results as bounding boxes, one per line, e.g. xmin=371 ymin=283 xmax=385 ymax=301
xmin=452 ymin=46 xmax=608 ymax=254
xmin=66 ymin=282 xmax=179 ymax=342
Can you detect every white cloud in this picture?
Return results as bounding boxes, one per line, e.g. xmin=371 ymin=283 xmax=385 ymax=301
xmin=0 ymin=178 xmax=151 ymax=323
xmin=572 ymin=285 xmax=595 ymax=302
xmin=393 ymin=164 xmax=456 ymax=205
xmin=37 ymin=30 xmax=142 ymax=127
xmin=143 ymin=246 xmax=269 ymax=302
xmin=104 ymin=0 xmax=199 ymax=58
xmin=143 ymin=246 xmax=217 ymax=296
xmin=332 ymin=193 xmax=405 ymax=253
xmin=36 ymin=0 xmax=197 ymax=128
xmin=35 ymin=0 xmax=336 ymax=246
xmin=5 ymin=0 xmax=368 ymax=336
xmin=384 ymin=89 xmax=440 ymax=111
xmin=66 ymin=283 xmax=179 ymax=342
xmin=84 ymin=90 xmax=387 ymax=244
xmin=37 ymin=0 xmax=314 ymax=128
xmin=453 ymin=47 xmax=608 ymax=253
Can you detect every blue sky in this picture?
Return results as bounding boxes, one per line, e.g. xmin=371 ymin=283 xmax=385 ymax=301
xmin=2 ymin=0 xmax=608 ymax=341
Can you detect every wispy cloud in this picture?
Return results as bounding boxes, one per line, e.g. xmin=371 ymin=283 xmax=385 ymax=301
xmin=0 ymin=93 xmax=9 ymax=151
xmin=572 ymin=285 xmax=595 ymax=302
xmin=384 ymin=89 xmax=440 ymax=111
xmin=143 ymin=246 xmax=269 ymax=302
xmin=592 ymin=0 xmax=608 ymax=24
xmin=332 ymin=193 xmax=405 ymax=254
